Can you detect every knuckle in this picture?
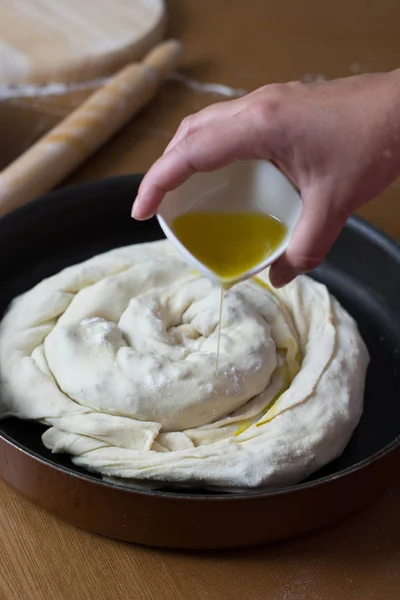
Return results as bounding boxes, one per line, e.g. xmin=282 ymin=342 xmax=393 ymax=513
xmin=241 ymin=85 xmax=290 ymax=140
xmin=180 ymin=114 xmax=197 ymax=136
xmin=244 ymin=81 xmax=305 ymax=125
xmin=176 ymin=134 xmax=191 ymax=155
xmin=174 ymin=136 xmax=197 ymax=168
xmin=238 ymin=84 xmax=290 ymax=155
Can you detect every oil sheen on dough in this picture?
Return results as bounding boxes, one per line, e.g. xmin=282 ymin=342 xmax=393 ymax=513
xmin=0 ymin=240 xmax=369 ymax=490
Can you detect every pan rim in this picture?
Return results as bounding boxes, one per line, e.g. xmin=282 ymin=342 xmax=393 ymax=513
xmin=1 ymin=425 xmax=399 ymax=501
xmin=0 ymin=175 xmax=399 ymax=502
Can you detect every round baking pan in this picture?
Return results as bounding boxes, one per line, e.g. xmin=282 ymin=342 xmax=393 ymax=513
xmin=0 ymin=175 xmax=399 ymax=550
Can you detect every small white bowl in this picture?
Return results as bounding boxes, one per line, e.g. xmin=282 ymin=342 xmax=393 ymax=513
xmin=156 ymin=159 xmax=302 ymax=285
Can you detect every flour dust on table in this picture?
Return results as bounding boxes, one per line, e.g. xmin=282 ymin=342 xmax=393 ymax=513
xmin=0 ymin=240 xmax=369 ymax=490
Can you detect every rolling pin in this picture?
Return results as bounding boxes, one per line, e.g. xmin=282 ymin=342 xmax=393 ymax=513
xmin=0 ymin=39 xmax=182 ymax=218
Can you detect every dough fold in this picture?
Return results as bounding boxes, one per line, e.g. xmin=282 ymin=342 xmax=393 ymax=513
xmin=0 ymin=240 xmax=369 ymax=490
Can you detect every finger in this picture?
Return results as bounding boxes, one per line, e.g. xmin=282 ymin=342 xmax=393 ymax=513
xmin=132 ymin=113 xmax=265 ymax=220
xmin=269 ymin=188 xmax=347 ymax=288
xmin=163 ymin=84 xmax=278 ymax=155
xmin=163 ymin=98 xmax=245 ymax=155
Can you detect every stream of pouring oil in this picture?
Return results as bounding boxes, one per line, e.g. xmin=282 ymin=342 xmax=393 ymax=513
xmin=172 ymin=211 xmax=287 ymax=374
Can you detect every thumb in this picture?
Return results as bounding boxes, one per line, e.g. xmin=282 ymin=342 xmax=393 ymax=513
xmin=269 ymin=188 xmax=348 ymax=288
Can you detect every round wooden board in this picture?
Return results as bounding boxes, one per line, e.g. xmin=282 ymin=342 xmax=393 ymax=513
xmin=0 ymin=0 xmax=166 ymax=85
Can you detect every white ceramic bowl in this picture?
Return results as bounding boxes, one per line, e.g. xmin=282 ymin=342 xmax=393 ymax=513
xmin=156 ymin=159 xmax=302 ymax=285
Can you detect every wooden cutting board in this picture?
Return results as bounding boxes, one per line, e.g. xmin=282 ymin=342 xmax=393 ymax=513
xmin=0 ymin=0 xmax=166 ymax=85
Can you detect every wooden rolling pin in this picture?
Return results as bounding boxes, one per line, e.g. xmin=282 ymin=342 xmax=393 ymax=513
xmin=0 ymin=39 xmax=182 ymax=218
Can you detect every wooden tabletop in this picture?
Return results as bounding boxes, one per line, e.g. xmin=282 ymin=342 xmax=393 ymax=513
xmin=0 ymin=1 xmax=399 ymax=598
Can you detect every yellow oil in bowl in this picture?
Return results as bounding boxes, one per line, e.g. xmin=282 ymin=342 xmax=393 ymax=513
xmin=172 ymin=211 xmax=287 ymax=374
xmin=172 ymin=211 xmax=286 ymax=285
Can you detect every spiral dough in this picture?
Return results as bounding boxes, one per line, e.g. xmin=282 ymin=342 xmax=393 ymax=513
xmin=0 ymin=240 xmax=369 ymax=490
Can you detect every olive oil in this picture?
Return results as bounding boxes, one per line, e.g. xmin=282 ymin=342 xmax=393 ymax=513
xmin=172 ymin=211 xmax=286 ymax=283
xmin=215 ymin=287 xmax=224 ymax=374
xmin=172 ymin=211 xmax=287 ymax=374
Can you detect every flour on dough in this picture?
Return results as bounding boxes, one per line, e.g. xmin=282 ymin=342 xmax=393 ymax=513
xmin=0 ymin=240 xmax=369 ymax=490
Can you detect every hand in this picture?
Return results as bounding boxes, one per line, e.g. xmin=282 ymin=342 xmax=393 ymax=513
xmin=132 ymin=70 xmax=400 ymax=287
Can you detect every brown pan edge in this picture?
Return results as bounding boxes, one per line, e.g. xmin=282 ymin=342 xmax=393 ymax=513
xmin=1 ymin=433 xmax=399 ymax=550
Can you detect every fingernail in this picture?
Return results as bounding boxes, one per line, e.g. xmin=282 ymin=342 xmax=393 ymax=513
xmin=131 ymin=200 xmax=148 ymax=220
xmin=131 ymin=201 xmax=139 ymax=219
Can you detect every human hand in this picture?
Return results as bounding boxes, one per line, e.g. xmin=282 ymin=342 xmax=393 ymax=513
xmin=132 ymin=70 xmax=400 ymax=287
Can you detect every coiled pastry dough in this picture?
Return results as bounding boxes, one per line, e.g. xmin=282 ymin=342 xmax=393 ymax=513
xmin=0 ymin=240 xmax=369 ymax=490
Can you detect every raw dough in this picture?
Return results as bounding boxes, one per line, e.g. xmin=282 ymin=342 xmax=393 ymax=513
xmin=0 ymin=240 xmax=369 ymax=490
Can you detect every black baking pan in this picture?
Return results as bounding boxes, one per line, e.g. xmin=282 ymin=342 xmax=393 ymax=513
xmin=0 ymin=175 xmax=399 ymax=550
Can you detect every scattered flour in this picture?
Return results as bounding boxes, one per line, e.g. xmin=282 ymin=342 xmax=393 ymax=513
xmin=168 ymin=72 xmax=247 ymax=98
xmin=0 ymin=78 xmax=108 ymax=100
xmin=0 ymin=72 xmax=247 ymax=101
xmin=301 ymin=73 xmax=327 ymax=83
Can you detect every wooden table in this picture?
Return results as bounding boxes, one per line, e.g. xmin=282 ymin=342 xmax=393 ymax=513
xmin=0 ymin=1 xmax=399 ymax=598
